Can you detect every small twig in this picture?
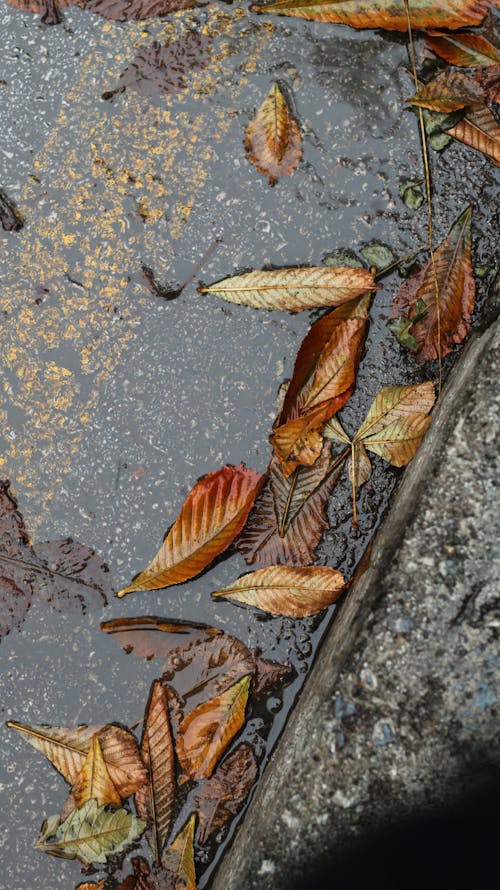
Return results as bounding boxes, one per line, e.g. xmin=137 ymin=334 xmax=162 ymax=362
xmin=350 ymin=443 xmax=358 ymax=529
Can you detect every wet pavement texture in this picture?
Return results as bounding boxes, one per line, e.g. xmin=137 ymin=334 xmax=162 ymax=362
xmin=0 ymin=4 xmax=498 ymax=889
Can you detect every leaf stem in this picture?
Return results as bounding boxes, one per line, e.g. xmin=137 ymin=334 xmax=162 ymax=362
xmin=350 ymin=443 xmax=358 ymax=529
xmin=404 ymin=0 xmax=442 ymax=397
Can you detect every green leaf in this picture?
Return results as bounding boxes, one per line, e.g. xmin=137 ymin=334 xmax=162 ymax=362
xmin=389 ymin=315 xmax=419 ymax=351
xmin=399 ymin=180 xmax=424 ymax=211
xmin=360 ymin=243 xmax=395 ymax=272
xmin=322 ymin=248 xmax=364 ymax=269
xmin=35 ymin=798 xmax=146 ymax=865
xmin=429 ymin=132 xmax=452 ymax=151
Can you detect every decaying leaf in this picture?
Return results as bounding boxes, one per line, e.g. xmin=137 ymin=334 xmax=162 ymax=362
xmin=392 ymin=206 xmax=475 ymax=360
xmin=3 ymin=0 xmax=72 ymax=24
xmin=81 ymin=0 xmax=203 ymax=21
xmin=270 ymin=296 xmax=370 ymax=474
xmin=213 ymin=565 xmax=345 ymax=617
xmin=354 ymin=382 xmax=435 ymax=466
xmin=161 ymin=814 xmax=197 ymax=888
xmin=176 ymin=675 xmax=251 ymax=783
xmin=473 ymin=66 xmax=500 ymax=103
xmin=71 ymin=735 xmax=122 ymax=810
xmin=446 ymin=104 xmax=500 ymax=165
xmin=0 ymin=186 xmax=23 ymax=230
xmin=0 ymin=481 xmax=111 ymax=642
xmin=424 ymin=29 xmax=500 ymax=67
xmin=7 ymin=720 xmax=147 ymax=798
xmin=252 ymin=656 xmax=294 ymax=696
xmin=135 ymin=680 xmax=176 ymax=863
xmin=193 ymin=743 xmax=258 ymax=844
xmin=237 ymin=441 xmax=344 ymax=566
xmin=161 ymin=632 xmax=256 ymax=706
xmin=117 ymin=857 xmax=152 ymax=890
xmin=102 ymin=32 xmax=210 ymax=101
xmin=199 ymin=267 xmax=376 ymax=312
xmin=399 ymin=179 xmax=425 ymax=211
xmin=117 ymin=464 xmax=263 ymax=596
xmin=249 ymin=0 xmax=491 ymax=31
xmin=101 ymin=616 xmax=223 ymax=659
xmin=244 ymin=82 xmax=302 ymax=185
xmin=359 ymin=243 xmax=395 ymax=272
xmin=35 ymin=798 xmax=146 ymax=864
xmin=407 ymin=69 xmax=485 ymax=112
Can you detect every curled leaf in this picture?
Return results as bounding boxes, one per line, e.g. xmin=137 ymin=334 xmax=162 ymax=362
xmin=407 ymin=70 xmax=485 ymax=113
xmin=117 ymin=464 xmax=263 ymax=596
xmin=244 ymin=82 xmax=302 ymax=185
xmin=199 ymin=267 xmax=377 ymax=313
xmin=213 ymin=565 xmax=345 ymax=617
xmin=446 ymin=105 xmax=500 ymax=166
xmin=193 ymin=743 xmax=258 ymax=845
xmin=424 ymin=29 xmax=500 ymax=67
xmin=161 ymin=814 xmax=197 ymax=888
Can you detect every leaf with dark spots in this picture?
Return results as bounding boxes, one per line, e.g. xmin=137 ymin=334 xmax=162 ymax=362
xmin=237 ymin=441 xmax=345 ymax=566
xmin=101 ymin=616 xmax=223 ymax=659
xmin=102 ymin=32 xmax=210 ymax=102
xmin=0 ymin=187 xmax=23 ymax=231
xmin=0 ymin=481 xmax=111 ymax=642
xmin=193 ymin=743 xmax=258 ymax=844
xmin=3 ymin=0 xmax=71 ymax=24
xmin=252 ymin=656 xmax=294 ymax=697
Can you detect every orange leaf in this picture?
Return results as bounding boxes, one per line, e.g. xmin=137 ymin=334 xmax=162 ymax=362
xmin=213 ymin=565 xmax=345 ymax=617
xmin=392 ymin=206 xmax=475 ymax=360
xmin=3 ymin=0 xmax=72 ymax=24
xmin=135 ymin=680 xmax=176 ymax=863
xmin=244 ymin=82 xmax=302 ymax=185
xmin=71 ymin=735 xmax=122 ymax=810
xmin=250 ymin=0 xmax=490 ymax=31
xmin=446 ymin=105 xmax=500 ymax=166
xmin=176 ymin=675 xmax=251 ymax=783
xmin=424 ymin=29 xmax=500 ymax=67
xmin=117 ymin=464 xmax=263 ymax=595
xmin=161 ymin=814 xmax=197 ymax=888
xmin=407 ymin=69 xmax=485 ymax=112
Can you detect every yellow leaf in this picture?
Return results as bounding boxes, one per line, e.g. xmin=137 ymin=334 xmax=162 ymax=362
xmin=355 ymin=382 xmax=435 ymax=466
xmin=161 ymin=814 xmax=197 ymax=889
xmin=244 ymin=82 xmax=302 ymax=185
xmin=71 ymin=735 xmax=122 ymax=810
xmin=212 ymin=565 xmax=345 ymax=617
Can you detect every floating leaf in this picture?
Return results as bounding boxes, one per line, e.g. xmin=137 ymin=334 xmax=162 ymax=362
xmin=176 ymin=676 xmax=250 ymax=783
xmin=446 ymin=104 xmax=500 ymax=165
xmin=3 ymin=0 xmax=71 ymax=24
xmin=249 ymin=0 xmax=490 ymax=31
xmin=424 ymin=29 xmax=500 ymax=67
xmin=213 ymin=565 xmax=345 ymax=617
xmin=81 ymin=0 xmax=202 ymax=20
xmin=252 ymin=657 xmax=294 ymax=696
xmin=0 ymin=481 xmax=111 ymax=642
xmin=199 ymin=267 xmax=376 ymax=313
xmin=7 ymin=721 xmax=146 ymax=797
xmin=161 ymin=632 xmax=256 ymax=706
xmin=244 ymin=82 xmax=302 ymax=186
xmin=135 ymin=681 xmax=176 ymax=863
xmin=193 ymin=743 xmax=258 ymax=845
xmin=407 ymin=70 xmax=485 ymax=112
xmin=117 ymin=464 xmax=263 ymax=596
xmin=71 ymin=735 xmax=122 ymax=810
xmin=35 ymin=798 xmax=146 ymax=865
xmin=360 ymin=243 xmax=395 ymax=272
xmin=399 ymin=180 xmax=424 ymax=211
xmin=237 ymin=441 xmax=345 ymax=566
xmin=0 ymin=186 xmax=23 ymax=231
xmin=101 ymin=616 xmax=223 ymax=659
xmin=392 ymin=206 xmax=475 ymax=360
xmin=161 ymin=814 xmax=197 ymax=888
xmin=354 ymin=382 xmax=435 ymax=466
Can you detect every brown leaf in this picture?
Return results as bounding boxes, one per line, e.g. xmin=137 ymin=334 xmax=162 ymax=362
xmin=101 ymin=616 xmax=223 ymax=659
xmin=3 ymin=0 xmax=71 ymax=24
xmin=135 ymin=681 xmax=176 ymax=863
xmin=6 ymin=721 xmax=146 ymax=797
xmin=446 ymin=104 xmax=500 ymax=165
xmin=252 ymin=656 xmax=294 ymax=696
xmin=392 ymin=206 xmax=475 ymax=360
xmin=244 ymin=82 xmax=302 ymax=185
xmin=117 ymin=857 xmax=152 ymax=890
xmin=473 ymin=66 xmax=500 ymax=103
xmin=249 ymin=0 xmax=490 ymax=31
xmin=161 ymin=632 xmax=256 ymax=707
xmin=71 ymin=735 xmax=122 ymax=810
xmin=0 ymin=186 xmax=23 ymax=231
xmin=161 ymin=814 xmax=197 ymax=888
xmin=193 ymin=743 xmax=258 ymax=845
xmin=407 ymin=69 xmax=485 ymax=112
xmin=0 ymin=482 xmax=111 ymax=642
xmin=424 ymin=29 xmax=500 ymax=67
xmin=117 ymin=464 xmax=263 ymax=596
xmin=270 ymin=296 xmax=370 ymax=474
xmin=176 ymin=675 xmax=251 ymax=783
xmin=237 ymin=441 xmax=345 ymax=566
xmin=213 ymin=565 xmax=345 ymax=617
xmin=102 ymin=33 xmax=210 ymax=101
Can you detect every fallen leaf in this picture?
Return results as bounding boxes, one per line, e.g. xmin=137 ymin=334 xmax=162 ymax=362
xmin=212 ymin=565 xmax=345 ymax=617
xmin=135 ymin=681 xmax=176 ymax=863
xmin=349 ymin=440 xmax=373 ymax=490
xmin=161 ymin=814 xmax=197 ymax=888
xmin=101 ymin=616 xmax=223 ymax=659
xmin=81 ymin=0 xmax=202 ymax=20
xmin=3 ymin=0 xmax=71 ymax=24
xmin=76 ymin=882 xmax=106 ymax=890
xmin=446 ymin=104 xmax=500 ymax=165
xmin=7 ymin=721 xmax=147 ymax=797
xmin=0 ymin=186 xmax=23 ymax=230
xmin=354 ymin=382 xmax=435 ymax=465
xmin=359 ymin=243 xmax=395 ymax=272
xmin=71 ymin=735 xmax=122 ymax=810
xmin=392 ymin=206 xmax=475 ymax=360
xmin=199 ymin=267 xmax=376 ymax=312
xmin=35 ymin=798 xmax=146 ymax=864
xmin=472 ymin=66 xmax=500 ymax=103
xmin=176 ymin=675 xmax=251 ymax=783
xmin=237 ymin=441 xmax=345 ymax=566
xmin=117 ymin=464 xmax=263 ymax=596
xmin=407 ymin=69 xmax=485 ymax=112
xmin=244 ymin=82 xmax=302 ymax=185
xmin=424 ymin=29 xmax=500 ymax=67
xmin=249 ymin=0 xmax=490 ymax=31
xmin=421 ymin=106 xmax=463 ymax=151
xmin=102 ymin=33 xmax=210 ymax=101
xmin=193 ymin=743 xmax=258 ymax=844
xmin=161 ymin=632 xmax=256 ymax=706
xmin=252 ymin=656 xmax=294 ymax=696
xmin=117 ymin=857 xmax=152 ymax=890
xmin=399 ymin=179 xmax=425 ymax=211
xmin=322 ymin=248 xmax=364 ymax=268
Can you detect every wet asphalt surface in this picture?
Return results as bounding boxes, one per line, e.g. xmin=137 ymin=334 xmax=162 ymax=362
xmin=0 ymin=4 xmax=498 ymax=888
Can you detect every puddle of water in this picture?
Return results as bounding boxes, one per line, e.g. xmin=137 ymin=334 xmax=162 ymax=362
xmin=0 ymin=5 xmax=498 ymax=888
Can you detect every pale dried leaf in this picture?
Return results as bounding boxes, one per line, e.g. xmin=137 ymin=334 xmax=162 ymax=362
xmin=244 ymin=82 xmax=302 ymax=185
xmin=446 ymin=105 xmax=500 ymax=166
xmin=71 ymin=735 xmax=122 ymax=810
xmin=213 ymin=565 xmax=345 ymax=617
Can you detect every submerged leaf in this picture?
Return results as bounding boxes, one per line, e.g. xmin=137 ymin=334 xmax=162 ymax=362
xmin=359 ymin=243 xmax=395 ymax=272
xmin=35 ymin=798 xmax=146 ymax=864
xmin=176 ymin=675 xmax=251 ymax=783
xmin=135 ymin=681 xmax=176 ymax=863
xmin=82 ymin=0 xmax=203 ymax=20
xmin=71 ymin=735 xmax=122 ymax=810
xmin=252 ymin=656 xmax=294 ymax=696
xmin=101 ymin=616 xmax=223 ymax=659
xmin=193 ymin=743 xmax=258 ymax=844
xmin=354 ymin=382 xmax=435 ymax=466
xmin=249 ymin=0 xmax=490 ymax=31
xmin=0 ymin=186 xmax=23 ymax=230
xmin=424 ymin=29 xmax=500 ymax=67
xmin=472 ymin=66 xmax=500 ymax=104
xmin=199 ymin=267 xmax=376 ymax=312
xmin=399 ymin=180 xmax=424 ymax=211
xmin=323 ymin=248 xmax=364 ymax=269
xmin=392 ymin=206 xmax=475 ymax=360
xmin=161 ymin=814 xmax=197 ymax=888
xmin=213 ymin=565 xmax=345 ymax=617
xmin=446 ymin=104 xmax=500 ymax=165
xmin=3 ymin=0 xmax=71 ymax=24
xmin=103 ymin=33 xmax=210 ymax=101
xmin=118 ymin=464 xmax=263 ymax=595
xmin=117 ymin=857 xmax=152 ymax=890
xmin=407 ymin=69 xmax=485 ymax=112
xmin=244 ymin=82 xmax=302 ymax=185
